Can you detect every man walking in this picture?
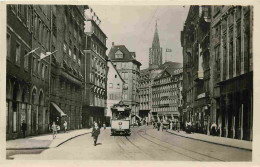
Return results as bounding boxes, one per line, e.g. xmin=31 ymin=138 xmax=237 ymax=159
xmin=92 ymin=121 xmax=100 ymax=146
xmin=21 ymin=120 xmax=27 ymax=138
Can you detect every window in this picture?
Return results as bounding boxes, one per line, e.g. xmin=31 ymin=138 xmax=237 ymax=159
xmin=124 ymin=93 xmax=128 ymax=100
xmin=13 ymin=109 xmax=17 ymax=132
xmin=117 ymin=83 xmax=120 ymax=89
xmin=69 ymin=48 xmax=72 ymax=57
xmin=109 ymin=83 xmax=113 ymax=88
xmin=34 ymin=14 xmax=38 ymax=35
xmin=115 ymin=50 xmax=123 ymax=59
xmin=229 ymin=30 xmax=233 ymax=78
xmin=33 ymin=57 xmax=37 ymax=73
xmin=38 ymin=61 xmax=41 ymax=76
xmin=7 ymin=33 xmax=11 ymax=60
xmin=15 ymin=42 xmax=21 ymax=65
xmin=78 ymin=58 xmax=81 ymax=65
xmin=42 ymin=63 xmax=45 ymax=79
xmin=63 ymin=43 xmax=67 ymax=53
xmin=115 ymin=75 xmax=117 ymax=78
xmin=24 ymin=50 xmax=29 ymax=71
xmin=45 ymin=65 xmax=48 ymax=79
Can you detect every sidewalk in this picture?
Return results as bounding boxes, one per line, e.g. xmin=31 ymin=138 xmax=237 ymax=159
xmin=167 ymin=129 xmax=252 ymax=151
xmin=6 ymin=129 xmax=92 ymax=150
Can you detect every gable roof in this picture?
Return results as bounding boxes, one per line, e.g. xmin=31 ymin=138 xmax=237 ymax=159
xmin=154 ymin=69 xmax=171 ymax=80
xmin=108 ymin=45 xmax=142 ymax=66
xmin=107 ymin=59 xmax=125 ymax=83
xmin=159 ymin=61 xmax=183 ymax=69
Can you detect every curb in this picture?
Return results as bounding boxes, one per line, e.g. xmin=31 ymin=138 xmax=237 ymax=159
xmin=166 ymin=130 xmax=252 ymax=151
xmin=6 ymin=131 xmax=91 ymax=150
xmin=56 ymin=132 xmax=91 ymax=147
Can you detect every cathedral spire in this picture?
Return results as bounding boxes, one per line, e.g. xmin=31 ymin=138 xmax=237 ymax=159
xmin=149 ymin=20 xmax=162 ymax=68
xmin=152 ymin=20 xmax=160 ymax=48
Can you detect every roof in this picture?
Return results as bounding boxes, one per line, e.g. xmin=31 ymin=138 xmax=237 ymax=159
xmin=159 ymin=61 xmax=183 ymax=69
xmin=152 ymin=21 xmax=160 ymax=48
xmin=107 ymin=59 xmax=125 ymax=83
xmin=108 ymin=45 xmax=142 ymax=66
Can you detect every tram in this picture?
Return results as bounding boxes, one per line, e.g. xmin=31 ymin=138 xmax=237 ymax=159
xmin=110 ymin=101 xmax=131 ymax=136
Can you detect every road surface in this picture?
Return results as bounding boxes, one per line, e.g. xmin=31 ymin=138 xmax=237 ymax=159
xmin=7 ymin=126 xmax=252 ymax=161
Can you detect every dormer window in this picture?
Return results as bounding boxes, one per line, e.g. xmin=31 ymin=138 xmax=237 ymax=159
xmin=115 ymin=50 xmax=123 ymax=59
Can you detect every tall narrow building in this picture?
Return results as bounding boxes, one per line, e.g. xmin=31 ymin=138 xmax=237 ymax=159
xmin=149 ymin=21 xmax=162 ymax=68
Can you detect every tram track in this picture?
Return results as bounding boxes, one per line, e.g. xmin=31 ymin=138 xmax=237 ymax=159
xmin=137 ymin=128 xmax=225 ymax=161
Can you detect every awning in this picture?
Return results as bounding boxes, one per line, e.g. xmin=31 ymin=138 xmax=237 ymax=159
xmin=51 ymin=102 xmax=67 ymax=117
xmin=131 ymin=114 xmax=142 ymax=120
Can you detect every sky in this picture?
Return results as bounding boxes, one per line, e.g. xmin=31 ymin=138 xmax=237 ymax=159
xmin=91 ymin=5 xmax=190 ymax=70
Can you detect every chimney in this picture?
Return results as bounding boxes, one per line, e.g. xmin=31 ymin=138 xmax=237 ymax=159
xmin=112 ymin=42 xmax=114 ymax=46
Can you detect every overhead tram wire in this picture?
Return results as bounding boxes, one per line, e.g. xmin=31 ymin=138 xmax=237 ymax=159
xmin=136 ymin=7 xmax=159 ymax=49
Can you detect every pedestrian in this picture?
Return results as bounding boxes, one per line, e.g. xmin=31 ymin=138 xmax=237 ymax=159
xmin=92 ymin=121 xmax=100 ymax=146
xmin=161 ymin=121 xmax=163 ymax=131
xmin=157 ymin=122 xmax=160 ymax=131
xmin=52 ymin=122 xmax=58 ymax=139
xmin=63 ymin=121 xmax=68 ymax=133
xmin=211 ymin=122 xmax=217 ymax=136
xmin=103 ymin=123 xmax=106 ymax=130
xmin=177 ymin=121 xmax=180 ymax=132
xmin=21 ymin=120 xmax=27 ymax=138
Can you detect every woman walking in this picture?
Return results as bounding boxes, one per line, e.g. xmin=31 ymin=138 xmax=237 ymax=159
xmin=52 ymin=122 xmax=58 ymax=139
xmin=92 ymin=121 xmax=100 ymax=146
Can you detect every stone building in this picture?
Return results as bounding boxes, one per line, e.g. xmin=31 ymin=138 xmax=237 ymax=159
xmin=108 ymin=43 xmax=141 ymax=124
xmin=106 ymin=59 xmax=125 ymax=125
xmin=181 ymin=5 xmax=253 ymax=140
xmin=138 ymin=69 xmax=152 ymax=123
xmin=82 ymin=7 xmax=108 ymax=128
xmin=49 ymin=5 xmax=86 ymax=130
xmin=152 ymin=66 xmax=183 ymax=122
xmin=6 ymin=5 xmax=52 ymax=139
xmin=181 ymin=6 xmax=212 ymax=134
xmin=210 ymin=6 xmax=253 ymax=140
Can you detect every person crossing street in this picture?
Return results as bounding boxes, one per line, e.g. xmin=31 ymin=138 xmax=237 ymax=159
xmin=92 ymin=121 xmax=100 ymax=146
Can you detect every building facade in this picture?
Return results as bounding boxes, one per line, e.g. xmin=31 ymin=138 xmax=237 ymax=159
xmin=106 ymin=60 xmax=125 ymax=125
xmin=181 ymin=6 xmax=212 ymax=134
xmin=210 ymin=6 xmax=253 ymax=141
xmin=181 ymin=5 xmax=253 ymax=140
xmin=49 ymin=5 xmax=86 ymax=130
xmin=6 ymin=5 xmax=52 ymax=139
xmin=108 ymin=43 xmax=141 ymax=124
xmin=152 ymin=67 xmax=183 ymax=122
xmin=82 ymin=7 xmax=108 ymax=128
xmin=138 ymin=69 xmax=152 ymax=123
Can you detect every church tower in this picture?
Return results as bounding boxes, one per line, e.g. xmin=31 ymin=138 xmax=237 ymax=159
xmin=149 ymin=21 xmax=162 ymax=68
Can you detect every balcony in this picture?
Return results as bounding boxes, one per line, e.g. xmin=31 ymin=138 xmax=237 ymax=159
xmin=194 ymin=70 xmax=204 ymax=82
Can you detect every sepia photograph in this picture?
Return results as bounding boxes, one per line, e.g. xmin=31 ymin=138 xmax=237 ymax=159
xmin=3 ymin=2 xmax=255 ymax=162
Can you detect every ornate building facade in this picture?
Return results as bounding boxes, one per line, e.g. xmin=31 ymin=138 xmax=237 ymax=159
xmin=6 ymin=5 xmax=53 ymax=139
xmin=82 ymin=7 xmax=108 ymax=128
xmin=152 ymin=66 xmax=183 ymax=122
xmin=49 ymin=5 xmax=86 ymax=130
xmin=211 ymin=6 xmax=253 ymax=141
xmin=181 ymin=5 xmax=253 ymax=140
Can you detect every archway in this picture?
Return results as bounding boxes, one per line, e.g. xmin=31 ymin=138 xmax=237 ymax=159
xmin=31 ymin=87 xmax=38 ymax=135
xmin=12 ymin=82 xmax=21 ymax=133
